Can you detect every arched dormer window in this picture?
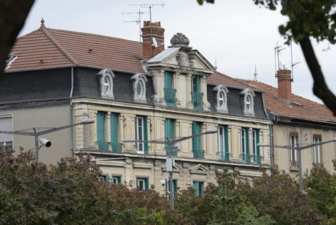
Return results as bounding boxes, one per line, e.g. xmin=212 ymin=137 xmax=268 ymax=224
xmin=97 ymin=69 xmax=115 ymax=99
xmin=241 ymin=88 xmax=256 ymax=116
xmin=213 ymin=85 xmax=229 ymax=113
xmin=131 ymin=73 xmax=148 ymax=103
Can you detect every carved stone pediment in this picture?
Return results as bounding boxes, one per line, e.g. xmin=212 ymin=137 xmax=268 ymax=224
xmin=190 ymin=164 xmax=210 ymax=174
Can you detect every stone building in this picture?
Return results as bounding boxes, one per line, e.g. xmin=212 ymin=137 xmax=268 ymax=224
xmin=1 ymin=20 xmax=272 ymax=195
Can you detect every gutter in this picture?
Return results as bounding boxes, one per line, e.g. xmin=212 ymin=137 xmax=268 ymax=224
xmin=267 ymin=111 xmax=278 ymax=166
xmin=70 ymin=67 xmax=74 ymax=157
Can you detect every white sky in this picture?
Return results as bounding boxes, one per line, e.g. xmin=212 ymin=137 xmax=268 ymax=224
xmin=19 ymin=0 xmax=336 ymax=104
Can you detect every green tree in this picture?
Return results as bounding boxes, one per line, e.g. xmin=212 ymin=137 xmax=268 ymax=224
xmin=197 ymin=0 xmax=336 ymax=116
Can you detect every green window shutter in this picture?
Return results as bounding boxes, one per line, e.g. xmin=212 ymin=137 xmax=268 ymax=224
xmin=165 ymin=119 xmax=174 ymax=150
xmin=118 ymin=176 xmax=121 ymax=184
xmin=110 ymin=113 xmax=119 ymax=143
xmin=196 ymin=76 xmax=200 ymax=92
xmin=97 ymin=112 xmax=105 ymax=143
xmin=106 ymin=175 xmax=109 ymax=182
xmin=173 ymin=180 xmax=177 ymax=197
xmin=199 ymin=182 xmax=203 ymax=195
xmin=135 ymin=118 xmax=137 ymax=146
xmin=136 ymin=178 xmax=138 ymax=189
xmin=193 ymin=181 xmax=199 ymax=196
xmin=145 ymin=178 xmax=149 ymax=191
xmin=192 ymin=122 xmax=201 ymax=150
xmin=144 ymin=116 xmax=148 ymax=154
xmin=164 ymin=71 xmax=172 ymax=89
xmin=256 ymin=129 xmax=260 ymax=156
xmin=165 ymin=180 xmax=168 ymax=194
xmin=245 ymin=128 xmax=250 ymax=155
xmin=224 ymin=126 xmax=229 ymax=153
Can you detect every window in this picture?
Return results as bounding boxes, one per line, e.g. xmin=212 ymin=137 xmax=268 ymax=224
xmin=137 ymin=178 xmax=149 ymax=191
xmin=135 ymin=116 xmax=148 ymax=154
xmin=252 ymin=129 xmax=261 ymax=164
xmin=191 ymin=76 xmax=203 ymax=110
xmin=193 ymin=181 xmax=204 ymax=196
xmin=241 ymin=128 xmax=250 ymax=163
xmin=110 ymin=113 xmax=122 ymax=152
xmin=112 ymin=176 xmax=121 ymax=184
xmin=218 ymin=126 xmax=229 ymax=161
xmin=165 ymin=119 xmax=176 ymax=156
xmin=96 ymin=111 xmax=107 ymax=151
xmin=99 ymin=175 xmax=109 ymax=182
xmin=290 ymin=132 xmax=298 ymax=167
xmin=131 ymin=73 xmax=148 ymax=103
xmin=313 ymin=135 xmax=322 ymax=164
xmin=166 ymin=180 xmax=177 ymax=197
xmin=0 ymin=115 xmax=13 ymax=151
xmin=192 ymin=122 xmax=204 ymax=159
xmin=213 ymin=85 xmax=229 ymax=113
xmin=164 ymin=71 xmax=176 ymax=107
xmin=97 ymin=69 xmax=115 ymax=99
xmin=241 ymin=89 xmax=255 ymax=116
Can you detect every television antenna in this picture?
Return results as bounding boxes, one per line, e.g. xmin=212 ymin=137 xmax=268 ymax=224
xmin=122 ymin=10 xmax=149 ymax=43
xmin=130 ymin=2 xmax=165 ymax=56
xmin=290 ymin=40 xmax=300 ymax=82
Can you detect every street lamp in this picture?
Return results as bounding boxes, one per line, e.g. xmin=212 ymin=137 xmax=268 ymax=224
xmin=123 ymin=128 xmax=217 ymax=210
xmin=257 ymin=137 xmax=336 ymax=191
xmin=0 ymin=118 xmax=95 ymax=162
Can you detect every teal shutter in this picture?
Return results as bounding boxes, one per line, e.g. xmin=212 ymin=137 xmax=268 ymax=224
xmin=199 ymin=182 xmax=203 ymax=195
xmin=135 ymin=118 xmax=137 ymax=141
xmin=144 ymin=116 xmax=148 ymax=154
xmin=256 ymin=129 xmax=260 ymax=156
xmin=173 ymin=180 xmax=177 ymax=197
xmin=145 ymin=178 xmax=149 ymax=191
xmin=224 ymin=126 xmax=229 ymax=154
xmin=245 ymin=128 xmax=250 ymax=155
xmin=165 ymin=119 xmax=174 ymax=154
xmin=192 ymin=122 xmax=201 ymax=150
xmin=110 ymin=113 xmax=119 ymax=143
xmin=136 ymin=178 xmax=138 ymax=189
xmin=106 ymin=175 xmax=109 ymax=182
xmin=165 ymin=180 xmax=168 ymax=194
xmin=97 ymin=112 xmax=105 ymax=142
xmin=193 ymin=181 xmax=199 ymax=196
xmin=196 ymin=76 xmax=200 ymax=92
xmin=164 ymin=71 xmax=172 ymax=89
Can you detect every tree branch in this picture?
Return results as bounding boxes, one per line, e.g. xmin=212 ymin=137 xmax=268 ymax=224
xmin=299 ymin=37 xmax=336 ymax=116
xmin=0 ymin=0 xmax=35 ymax=81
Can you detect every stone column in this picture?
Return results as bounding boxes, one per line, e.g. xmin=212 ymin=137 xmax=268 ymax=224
xmin=201 ymin=76 xmax=211 ymax=111
xmin=118 ymin=114 xmax=126 ymax=143
xmin=125 ymin=158 xmax=133 ymax=184
xmin=186 ymin=74 xmax=193 ymax=109
xmin=154 ymin=160 xmax=163 ymax=193
xmin=183 ymin=162 xmax=190 ymax=189
xmin=152 ymin=69 xmax=166 ymax=105
xmin=106 ymin=112 xmax=111 ymax=143
xmin=201 ymin=123 xmax=207 ymax=156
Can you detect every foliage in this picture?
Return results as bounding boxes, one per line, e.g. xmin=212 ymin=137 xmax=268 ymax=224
xmin=0 ymin=148 xmax=192 ymax=225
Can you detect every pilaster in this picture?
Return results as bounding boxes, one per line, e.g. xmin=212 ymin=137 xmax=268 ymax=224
xmin=105 ymin=112 xmax=111 ymax=143
xmin=186 ymin=73 xmax=193 ymax=109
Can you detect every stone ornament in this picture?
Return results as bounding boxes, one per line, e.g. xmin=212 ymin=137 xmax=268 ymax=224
xmin=213 ymin=85 xmax=229 ymax=113
xmin=97 ymin=69 xmax=115 ymax=99
xmin=170 ymin=33 xmax=190 ymax=47
xmin=241 ymin=88 xmax=256 ymax=116
xmin=131 ymin=73 xmax=148 ymax=103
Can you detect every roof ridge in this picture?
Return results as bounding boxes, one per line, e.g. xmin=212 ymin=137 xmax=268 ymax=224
xmin=41 ymin=28 xmax=78 ymax=65
xmin=46 ymin=27 xmax=140 ymax=44
xmin=215 ymin=71 xmax=259 ymax=90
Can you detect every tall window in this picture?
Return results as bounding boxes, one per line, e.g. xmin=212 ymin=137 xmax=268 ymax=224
xmin=137 ymin=178 xmax=149 ymax=191
xmin=165 ymin=119 xmax=176 ymax=156
xmin=252 ymin=129 xmax=261 ymax=164
xmin=213 ymin=85 xmax=229 ymax=113
xmin=164 ymin=71 xmax=176 ymax=107
xmin=191 ymin=76 xmax=203 ymax=110
xmin=313 ymin=135 xmax=321 ymax=164
xmin=0 ymin=115 xmax=13 ymax=151
xmin=218 ymin=126 xmax=229 ymax=161
xmin=97 ymin=111 xmax=107 ymax=151
xmin=166 ymin=180 xmax=177 ymax=197
xmin=241 ymin=128 xmax=250 ymax=163
xmin=110 ymin=113 xmax=121 ymax=152
xmin=135 ymin=116 xmax=148 ymax=154
xmin=112 ymin=176 xmax=121 ymax=184
xmin=193 ymin=181 xmax=204 ymax=197
xmin=240 ymin=89 xmax=255 ymax=116
xmin=290 ymin=132 xmax=298 ymax=167
xmin=192 ymin=122 xmax=204 ymax=159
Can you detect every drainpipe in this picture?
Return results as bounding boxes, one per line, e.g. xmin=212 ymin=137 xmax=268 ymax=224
xmin=269 ymin=114 xmax=278 ymax=166
xmin=70 ymin=67 xmax=74 ymax=158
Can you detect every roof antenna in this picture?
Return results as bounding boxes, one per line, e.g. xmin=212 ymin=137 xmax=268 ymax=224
xmin=290 ymin=40 xmax=300 ymax=82
xmin=254 ymin=64 xmax=258 ymax=82
xmin=130 ymin=2 xmax=165 ymax=57
xmin=214 ymin=58 xmax=218 ymax=70
xmin=274 ymin=41 xmax=285 ymax=77
xmin=122 ymin=9 xmax=149 ymax=43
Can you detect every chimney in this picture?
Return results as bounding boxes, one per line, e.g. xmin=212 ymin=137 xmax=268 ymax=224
xmin=276 ymin=69 xmax=292 ymax=102
xmin=141 ymin=21 xmax=165 ymax=58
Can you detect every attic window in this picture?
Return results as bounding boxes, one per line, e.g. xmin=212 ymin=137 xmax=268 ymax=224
xmin=97 ymin=69 xmax=115 ymax=99
xmin=241 ymin=88 xmax=256 ymax=117
xmin=5 ymin=53 xmax=17 ymax=70
xmin=131 ymin=73 xmax=148 ymax=103
xmin=213 ymin=85 xmax=229 ymax=113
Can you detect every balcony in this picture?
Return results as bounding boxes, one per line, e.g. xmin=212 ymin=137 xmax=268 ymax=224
xmin=164 ymin=88 xmax=177 ymax=107
xmin=191 ymin=91 xmax=204 ymax=110
xmin=252 ymin=154 xmax=262 ymax=164
xmin=97 ymin=141 xmax=123 ymax=152
xmin=193 ymin=149 xmax=205 ymax=159
xmin=241 ymin=154 xmax=251 ymax=163
xmin=219 ymin=152 xmax=230 ymax=161
xmin=165 ymin=147 xmax=177 ymax=157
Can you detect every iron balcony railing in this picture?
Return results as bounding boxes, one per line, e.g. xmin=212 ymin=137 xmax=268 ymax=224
xmin=111 ymin=142 xmax=123 ymax=153
xmin=1 ymin=145 xmax=13 ymax=152
xmin=191 ymin=91 xmax=204 ymax=110
xmin=218 ymin=152 xmax=230 ymax=161
xmin=193 ymin=149 xmax=205 ymax=159
xmin=290 ymin=160 xmax=299 ymax=168
xmin=252 ymin=154 xmax=262 ymax=164
xmin=165 ymin=147 xmax=177 ymax=157
xmin=164 ymin=88 xmax=177 ymax=106
xmin=240 ymin=154 xmax=251 ymax=163
xmin=97 ymin=141 xmax=109 ymax=151
xmin=97 ymin=141 xmax=123 ymax=152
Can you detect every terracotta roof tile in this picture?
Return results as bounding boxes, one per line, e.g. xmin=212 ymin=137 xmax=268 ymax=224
xmin=7 ymin=27 xmax=144 ymax=74
xmin=208 ymin=71 xmax=258 ymax=90
xmin=238 ymin=79 xmax=336 ymax=123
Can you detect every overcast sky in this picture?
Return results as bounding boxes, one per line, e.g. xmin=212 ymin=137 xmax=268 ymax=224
xmin=19 ymin=0 xmax=336 ymax=104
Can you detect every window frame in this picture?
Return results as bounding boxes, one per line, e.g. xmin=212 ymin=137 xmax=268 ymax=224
xmin=241 ymin=89 xmax=256 ymax=116
xmin=213 ymin=85 xmax=229 ymax=113
xmin=131 ymin=73 xmax=148 ymax=103
xmin=313 ymin=135 xmax=322 ymax=164
xmin=97 ymin=69 xmax=115 ymax=99
xmin=136 ymin=116 xmax=144 ymax=154
xmin=289 ymin=132 xmax=298 ymax=167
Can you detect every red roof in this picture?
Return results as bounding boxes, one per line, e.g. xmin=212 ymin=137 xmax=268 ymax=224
xmin=208 ymin=71 xmax=258 ymax=90
xmin=238 ymin=79 xmax=336 ymax=123
xmin=7 ymin=27 xmax=144 ymax=73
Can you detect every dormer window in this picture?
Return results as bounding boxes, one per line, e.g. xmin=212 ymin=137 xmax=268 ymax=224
xmin=97 ymin=69 xmax=115 ymax=99
xmin=131 ymin=73 xmax=148 ymax=103
xmin=241 ymin=88 xmax=255 ymax=116
xmin=213 ymin=85 xmax=229 ymax=113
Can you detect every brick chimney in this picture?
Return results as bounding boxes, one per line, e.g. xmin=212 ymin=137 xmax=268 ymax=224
xmin=141 ymin=21 xmax=165 ymax=58
xmin=277 ymin=69 xmax=292 ymax=102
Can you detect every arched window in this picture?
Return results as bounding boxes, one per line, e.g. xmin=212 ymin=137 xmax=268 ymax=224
xmin=97 ymin=69 xmax=115 ymax=99
xmin=131 ymin=73 xmax=148 ymax=103
xmin=213 ymin=85 xmax=229 ymax=113
xmin=241 ymin=89 xmax=255 ymax=116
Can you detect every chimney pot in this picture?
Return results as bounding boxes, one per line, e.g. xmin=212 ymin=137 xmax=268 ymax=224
xmin=277 ymin=69 xmax=292 ymax=102
xmin=141 ymin=21 xmax=165 ymax=58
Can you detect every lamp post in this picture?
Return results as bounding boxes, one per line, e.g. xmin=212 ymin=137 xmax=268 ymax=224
xmin=257 ymin=137 xmax=336 ymax=191
xmin=123 ymin=128 xmax=217 ymax=210
xmin=0 ymin=118 xmax=94 ymax=162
